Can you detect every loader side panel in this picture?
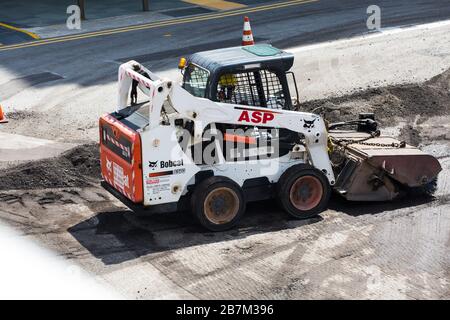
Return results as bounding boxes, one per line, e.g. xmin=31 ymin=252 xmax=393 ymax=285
xmin=99 ymin=114 xmax=143 ymax=203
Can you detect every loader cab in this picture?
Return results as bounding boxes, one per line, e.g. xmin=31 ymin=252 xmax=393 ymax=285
xmin=181 ymin=44 xmax=298 ymax=110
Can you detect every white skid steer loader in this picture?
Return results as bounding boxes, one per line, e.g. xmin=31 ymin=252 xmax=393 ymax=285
xmin=100 ymin=44 xmax=441 ymax=231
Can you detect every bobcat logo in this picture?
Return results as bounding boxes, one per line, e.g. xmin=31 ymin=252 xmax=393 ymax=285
xmin=149 ymin=161 xmax=158 ymax=169
xmin=303 ymin=118 xmax=317 ymax=129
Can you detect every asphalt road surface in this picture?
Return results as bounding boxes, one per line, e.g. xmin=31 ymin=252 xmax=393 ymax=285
xmin=2 ymin=0 xmax=450 ymax=76
xmin=0 ymin=0 xmax=449 ymax=299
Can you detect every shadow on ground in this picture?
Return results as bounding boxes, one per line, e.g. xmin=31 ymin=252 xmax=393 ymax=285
xmin=68 ymin=193 xmax=437 ymax=265
xmin=329 ymin=194 xmax=436 ymax=216
xmin=68 ymin=200 xmax=322 ymax=265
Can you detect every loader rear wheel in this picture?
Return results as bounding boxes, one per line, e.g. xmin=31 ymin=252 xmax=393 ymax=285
xmin=277 ymin=164 xmax=331 ymax=219
xmin=191 ymin=176 xmax=245 ymax=231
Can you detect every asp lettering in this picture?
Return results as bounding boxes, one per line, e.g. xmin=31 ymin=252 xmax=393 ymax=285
xmin=238 ymin=110 xmax=275 ymax=124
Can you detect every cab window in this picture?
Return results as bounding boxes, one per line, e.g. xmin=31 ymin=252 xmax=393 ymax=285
xmin=183 ymin=63 xmax=209 ymax=98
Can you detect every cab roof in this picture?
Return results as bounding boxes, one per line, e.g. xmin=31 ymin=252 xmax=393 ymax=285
xmin=187 ymin=44 xmax=294 ymax=74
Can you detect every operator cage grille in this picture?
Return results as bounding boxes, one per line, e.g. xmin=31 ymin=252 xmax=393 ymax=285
xmin=217 ymin=70 xmax=285 ymax=109
xmin=183 ymin=63 xmax=209 ymax=98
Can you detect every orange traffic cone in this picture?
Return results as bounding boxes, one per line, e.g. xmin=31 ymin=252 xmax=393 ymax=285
xmin=242 ymin=16 xmax=254 ymax=46
xmin=0 ymin=105 xmax=7 ymax=124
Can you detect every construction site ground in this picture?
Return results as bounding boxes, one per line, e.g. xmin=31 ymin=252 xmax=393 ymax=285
xmin=0 ymin=21 xmax=449 ymax=299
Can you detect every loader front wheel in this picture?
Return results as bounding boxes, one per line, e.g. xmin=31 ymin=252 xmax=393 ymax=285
xmin=277 ymin=164 xmax=330 ymax=219
xmin=191 ymin=176 xmax=245 ymax=231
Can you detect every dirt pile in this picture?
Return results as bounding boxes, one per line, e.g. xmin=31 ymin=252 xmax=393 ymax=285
xmin=298 ymin=69 xmax=450 ymax=125
xmin=0 ymin=144 xmax=100 ymax=190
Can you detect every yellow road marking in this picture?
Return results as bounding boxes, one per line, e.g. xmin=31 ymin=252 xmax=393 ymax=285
xmin=0 ymin=22 xmax=40 ymax=40
xmin=182 ymin=0 xmax=247 ymax=10
xmin=0 ymin=0 xmax=317 ymax=52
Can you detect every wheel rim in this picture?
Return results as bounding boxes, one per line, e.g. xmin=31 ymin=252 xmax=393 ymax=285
xmin=289 ymin=176 xmax=323 ymax=211
xmin=204 ymin=187 xmax=239 ymax=225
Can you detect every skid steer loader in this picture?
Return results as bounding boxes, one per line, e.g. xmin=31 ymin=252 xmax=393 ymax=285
xmin=99 ymin=44 xmax=441 ymax=231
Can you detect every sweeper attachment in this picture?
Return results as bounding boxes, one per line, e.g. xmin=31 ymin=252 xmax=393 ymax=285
xmin=99 ymin=44 xmax=441 ymax=231
xmin=328 ymin=114 xmax=441 ymax=201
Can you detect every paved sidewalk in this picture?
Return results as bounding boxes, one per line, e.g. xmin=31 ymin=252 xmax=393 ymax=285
xmin=0 ymin=0 xmax=262 ymax=42
xmin=1 ymin=1 xmax=193 ymax=27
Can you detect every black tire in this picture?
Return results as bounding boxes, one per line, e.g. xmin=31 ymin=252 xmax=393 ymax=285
xmin=277 ymin=164 xmax=331 ymax=219
xmin=191 ymin=176 xmax=246 ymax=231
